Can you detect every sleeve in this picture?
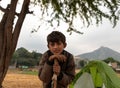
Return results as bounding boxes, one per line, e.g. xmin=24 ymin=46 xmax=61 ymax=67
xmin=58 ymin=55 xmax=75 ymax=86
xmin=38 ymin=52 xmax=53 ymax=83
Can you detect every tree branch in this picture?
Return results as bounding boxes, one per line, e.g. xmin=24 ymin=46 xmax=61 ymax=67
xmin=12 ymin=0 xmax=30 ymax=52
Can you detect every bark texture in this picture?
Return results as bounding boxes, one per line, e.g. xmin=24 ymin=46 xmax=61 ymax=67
xmin=0 ymin=0 xmax=30 ymax=87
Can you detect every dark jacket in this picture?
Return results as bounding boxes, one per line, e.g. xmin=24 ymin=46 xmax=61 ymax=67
xmin=38 ymin=50 xmax=75 ymax=88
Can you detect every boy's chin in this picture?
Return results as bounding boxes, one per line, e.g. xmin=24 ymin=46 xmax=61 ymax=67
xmin=51 ymin=50 xmax=63 ymax=55
xmin=53 ymin=52 xmax=62 ymax=55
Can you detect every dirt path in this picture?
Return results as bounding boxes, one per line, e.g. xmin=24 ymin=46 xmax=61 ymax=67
xmin=3 ymin=73 xmax=42 ymax=88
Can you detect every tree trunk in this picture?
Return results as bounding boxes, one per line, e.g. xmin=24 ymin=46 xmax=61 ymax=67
xmin=0 ymin=0 xmax=30 ymax=87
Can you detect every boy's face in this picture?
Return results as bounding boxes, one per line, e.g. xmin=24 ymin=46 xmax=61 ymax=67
xmin=48 ymin=41 xmax=66 ymax=55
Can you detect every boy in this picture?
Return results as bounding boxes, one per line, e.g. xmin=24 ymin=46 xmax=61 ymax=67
xmin=38 ymin=31 xmax=75 ymax=88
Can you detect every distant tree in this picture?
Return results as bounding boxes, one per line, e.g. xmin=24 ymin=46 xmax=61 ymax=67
xmin=16 ymin=47 xmax=31 ymax=58
xmin=12 ymin=51 xmax=19 ymax=59
xmin=0 ymin=0 xmax=120 ymax=87
xmin=31 ymin=51 xmax=42 ymax=65
xmin=103 ymin=57 xmax=116 ymax=63
xmin=79 ymin=60 xmax=87 ymax=68
xmin=31 ymin=51 xmax=42 ymax=59
xmin=17 ymin=58 xmax=36 ymax=66
xmin=11 ymin=47 xmax=42 ymax=67
xmin=10 ymin=52 xmax=19 ymax=65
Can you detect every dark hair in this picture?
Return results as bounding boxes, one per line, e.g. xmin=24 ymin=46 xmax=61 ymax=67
xmin=47 ymin=31 xmax=66 ymax=44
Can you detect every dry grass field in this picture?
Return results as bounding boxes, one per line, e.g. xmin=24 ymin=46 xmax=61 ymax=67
xmin=3 ymin=70 xmax=42 ymax=88
xmin=2 ymin=69 xmax=120 ymax=88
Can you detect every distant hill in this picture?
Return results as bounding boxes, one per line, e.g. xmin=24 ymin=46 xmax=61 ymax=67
xmin=77 ymin=46 xmax=120 ymax=61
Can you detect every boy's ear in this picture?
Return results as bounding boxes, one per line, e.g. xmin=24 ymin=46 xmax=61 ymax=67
xmin=64 ymin=43 xmax=67 ymax=48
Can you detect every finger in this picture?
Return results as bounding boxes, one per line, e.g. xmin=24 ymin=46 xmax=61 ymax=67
xmin=59 ymin=55 xmax=66 ymax=62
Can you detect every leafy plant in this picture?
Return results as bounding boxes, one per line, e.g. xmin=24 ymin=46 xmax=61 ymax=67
xmin=70 ymin=60 xmax=120 ymax=88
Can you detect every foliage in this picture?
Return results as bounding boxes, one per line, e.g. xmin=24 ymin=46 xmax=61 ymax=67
xmin=11 ymin=47 xmax=42 ymax=67
xmin=70 ymin=60 xmax=120 ymax=88
xmin=33 ymin=0 xmax=120 ymax=33
xmin=103 ymin=57 xmax=118 ymax=63
xmin=79 ymin=60 xmax=87 ymax=68
xmin=103 ymin=57 xmax=120 ymax=66
xmin=15 ymin=47 xmax=31 ymax=58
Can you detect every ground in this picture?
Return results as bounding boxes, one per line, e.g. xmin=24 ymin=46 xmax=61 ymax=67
xmin=2 ymin=69 xmax=120 ymax=88
xmin=3 ymin=69 xmax=42 ymax=88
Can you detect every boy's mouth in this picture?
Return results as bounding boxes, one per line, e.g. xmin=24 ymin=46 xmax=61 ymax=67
xmin=53 ymin=50 xmax=61 ymax=54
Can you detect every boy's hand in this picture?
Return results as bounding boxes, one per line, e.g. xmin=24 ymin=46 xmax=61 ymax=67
xmin=49 ymin=54 xmax=66 ymax=62
xmin=53 ymin=64 xmax=61 ymax=76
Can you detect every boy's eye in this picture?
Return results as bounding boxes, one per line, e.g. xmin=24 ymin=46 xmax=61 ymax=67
xmin=57 ymin=42 xmax=62 ymax=45
xmin=50 ymin=43 xmax=55 ymax=46
xmin=49 ymin=42 xmax=62 ymax=46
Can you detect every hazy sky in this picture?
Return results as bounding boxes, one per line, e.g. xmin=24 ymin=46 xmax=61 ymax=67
xmin=1 ymin=0 xmax=120 ymax=56
xmin=17 ymin=12 xmax=120 ymax=56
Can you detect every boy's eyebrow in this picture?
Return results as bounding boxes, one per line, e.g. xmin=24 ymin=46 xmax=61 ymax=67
xmin=49 ymin=41 xmax=62 ymax=44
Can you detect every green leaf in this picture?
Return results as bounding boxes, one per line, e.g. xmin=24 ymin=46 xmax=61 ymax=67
xmin=95 ymin=73 xmax=103 ymax=87
xmin=70 ymin=60 xmax=120 ymax=88
xmin=90 ymin=66 xmax=97 ymax=85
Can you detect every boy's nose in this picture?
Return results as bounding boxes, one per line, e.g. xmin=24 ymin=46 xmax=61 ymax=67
xmin=53 ymin=44 xmax=58 ymax=48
